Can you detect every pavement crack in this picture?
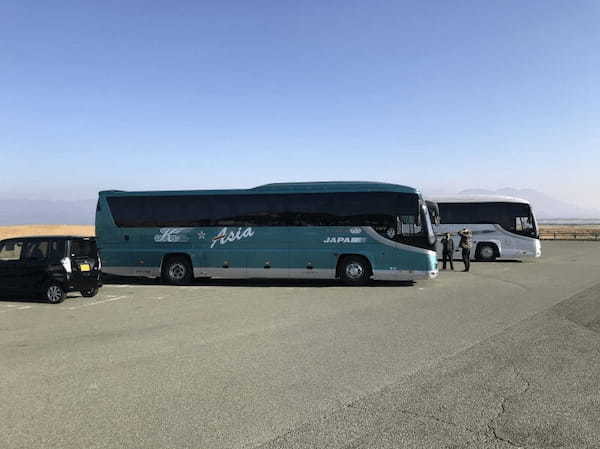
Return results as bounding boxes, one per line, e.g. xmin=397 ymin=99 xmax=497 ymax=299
xmin=485 ymin=366 xmax=531 ymax=448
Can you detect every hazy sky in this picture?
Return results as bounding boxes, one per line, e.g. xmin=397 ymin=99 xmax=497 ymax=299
xmin=1 ymin=1 xmax=598 ymax=209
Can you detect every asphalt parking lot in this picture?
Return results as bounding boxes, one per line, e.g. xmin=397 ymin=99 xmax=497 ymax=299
xmin=1 ymin=241 xmax=599 ymax=449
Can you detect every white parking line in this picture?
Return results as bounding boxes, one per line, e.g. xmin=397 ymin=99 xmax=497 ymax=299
xmin=67 ymin=295 xmax=128 ymax=310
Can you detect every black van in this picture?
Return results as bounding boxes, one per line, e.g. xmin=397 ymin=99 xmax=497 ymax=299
xmin=0 ymin=236 xmax=102 ymax=304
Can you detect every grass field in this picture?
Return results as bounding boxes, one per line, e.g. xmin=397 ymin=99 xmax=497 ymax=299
xmin=0 ymin=225 xmax=95 ymax=241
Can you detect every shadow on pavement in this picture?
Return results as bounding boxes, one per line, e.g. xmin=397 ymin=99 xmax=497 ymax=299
xmin=102 ymin=275 xmax=415 ymax=288
xmin=0 ymin=292 xmax=80 ymax=304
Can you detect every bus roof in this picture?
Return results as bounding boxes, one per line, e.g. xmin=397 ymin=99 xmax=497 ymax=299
xmin=428 ymin=195 xmax=531 ymax=205
xmin=99 ymin=181 xmax=419 ymax=196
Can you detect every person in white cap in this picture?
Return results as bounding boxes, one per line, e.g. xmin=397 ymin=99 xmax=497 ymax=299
xmin=457 ymin=228 xmax=473 ymax=272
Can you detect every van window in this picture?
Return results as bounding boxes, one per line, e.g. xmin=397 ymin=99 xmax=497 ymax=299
xmin=0 ymin=241 xmax=23 ymax=261
xmin=50 ymin=240 xmax=67 ymax=259
xmin=23 ymin=241 xmax=49 ymax=260
xmin=71 ymin=239 xmax=97 ymax=257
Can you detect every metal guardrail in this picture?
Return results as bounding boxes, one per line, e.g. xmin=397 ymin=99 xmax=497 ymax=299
xmin=540 ymin=231 xmax=600 ymax=241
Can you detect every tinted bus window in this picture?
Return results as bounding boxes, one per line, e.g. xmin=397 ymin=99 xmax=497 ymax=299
xmin=106 ymin=192 xmax=420 ymax=228
xmin=438 ymin=202 xmax=532 ymax=231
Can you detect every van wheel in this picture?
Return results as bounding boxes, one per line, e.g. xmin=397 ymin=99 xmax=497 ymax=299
xmin=477 ymin=244 xmax=497 ymax=261
xmin=162 ymin=257 xmax=193 ymax=285
xmin=46 ymin=283 xmax=65 ymax=304
xmin=81 ymin=288 xmax=99 ymax=298
xmin=340 ymin=256 xmax=371 ymax=286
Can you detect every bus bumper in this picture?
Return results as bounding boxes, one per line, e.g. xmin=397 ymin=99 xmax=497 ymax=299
xmin=502 ymin=240 xmax=541 ymax=259
xmin=372 ymin=269 xmax=438 ymax=281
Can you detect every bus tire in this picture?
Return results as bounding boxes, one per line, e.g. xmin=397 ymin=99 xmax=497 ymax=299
xmin=476 ymin=243 xmax=497 ymax=262
xmin=339 ymin=256 xmax=371 ymax=286
xmin=162 ymin=256 xmax=193 ymax=285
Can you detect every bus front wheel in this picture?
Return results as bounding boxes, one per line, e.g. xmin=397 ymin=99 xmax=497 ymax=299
xmin=162 ymin=256 xmax=193 ymax=285
xmin=339 ymin=256 xmax=371 ymax=286
xmin=477 ymin=244 xmax=497 ymax=262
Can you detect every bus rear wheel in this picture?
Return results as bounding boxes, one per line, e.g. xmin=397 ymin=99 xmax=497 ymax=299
xmin=339 ymin=256 xmax=371 ymax=286
xmin=477 ymin=244 xmax=497 ymax=262
xmin=162 ymin=256 xmax=193 ymax=285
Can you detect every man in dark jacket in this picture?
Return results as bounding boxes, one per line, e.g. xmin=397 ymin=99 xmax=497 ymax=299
xmin=458 ymin=228 xmax=473 ymax=272
xmin=441 ymin=232 xmax=454 ymax=270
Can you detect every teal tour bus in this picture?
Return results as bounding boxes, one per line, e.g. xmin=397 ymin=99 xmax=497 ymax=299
xmin=95 ymin=182 xmax=438 ymax=285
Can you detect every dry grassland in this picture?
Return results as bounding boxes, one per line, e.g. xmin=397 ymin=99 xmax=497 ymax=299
xmin=539 ymin=225 xmax=600 ymax=240
xmin=0 ymin=225 xmax=95 ymax=240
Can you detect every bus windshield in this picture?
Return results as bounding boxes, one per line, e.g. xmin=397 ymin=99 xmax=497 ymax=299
xmin=387 ymin=200 xmax=436 ymax=250
xmin=426 ymin=200 xmax=440 ymax=225
xmin=514 ymin=209 xmax=538 ymax=238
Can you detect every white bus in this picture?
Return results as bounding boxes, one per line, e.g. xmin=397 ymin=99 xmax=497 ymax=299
xmin=428 ymin=195 xmax=541 ymax=261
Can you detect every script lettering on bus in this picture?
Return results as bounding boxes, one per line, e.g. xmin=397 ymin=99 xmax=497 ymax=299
xmin=210 ymin=227 xmax=255 ymax=248
xmin=154 ymin=228 xmax=191 ymax=243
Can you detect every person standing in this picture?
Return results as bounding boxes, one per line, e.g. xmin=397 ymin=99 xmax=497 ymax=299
xmin=458 ymin=228 xmax=473 ymax=272
xmin=441 ymin=232 xmax=454 ymax=270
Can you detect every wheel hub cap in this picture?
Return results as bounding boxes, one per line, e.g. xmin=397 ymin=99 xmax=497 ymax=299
xmin=346 ymin=263 xmax=364 ymax=279
xmin=482 ymin=247 xmax=494 ymax=258
xmin=169 ymin=263 xmax=186 ymax=280
xmin=47 ymin=286 xmax=61 ymax=302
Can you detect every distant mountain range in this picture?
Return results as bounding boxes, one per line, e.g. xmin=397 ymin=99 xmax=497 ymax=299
xmin=0 ymin=188 xmax=598 ymax=225
xmin=459 ymin=188 xmax=600 ymax=219
xmin=0 ymin=199 xmax=96 ymax=226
